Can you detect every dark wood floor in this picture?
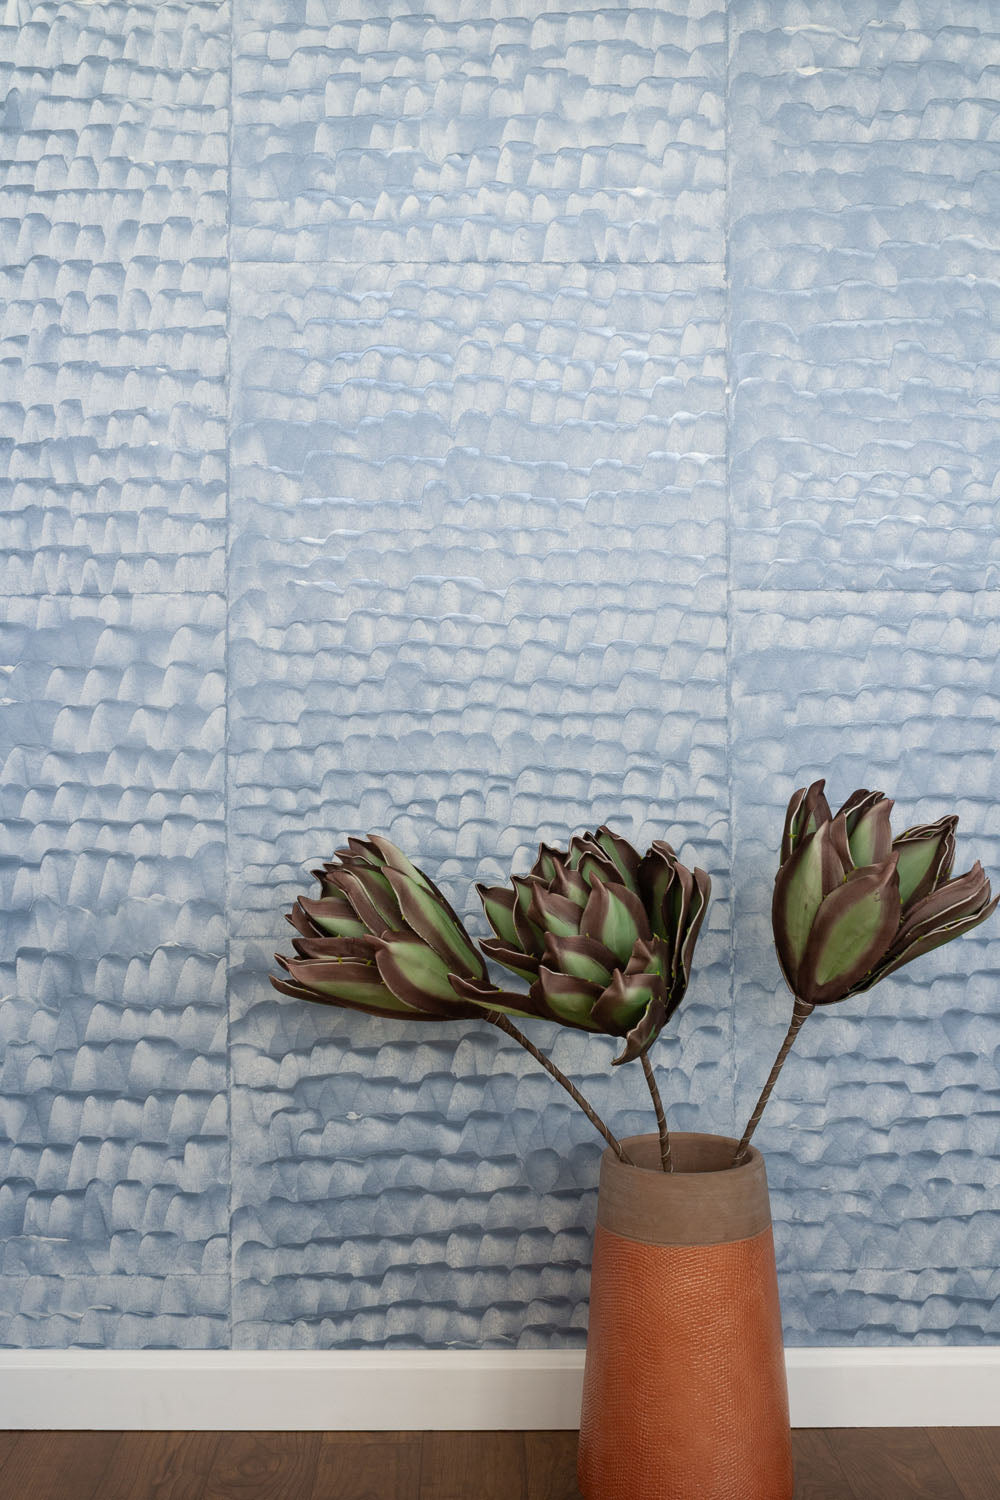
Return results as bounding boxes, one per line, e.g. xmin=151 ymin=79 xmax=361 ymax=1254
xmin=0 ymin=1428 xmax=997 ymax=1498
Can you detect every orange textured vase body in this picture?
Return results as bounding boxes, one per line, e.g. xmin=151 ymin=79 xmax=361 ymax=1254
xmin=577 ymin=1132 xmax=793 ymax=1500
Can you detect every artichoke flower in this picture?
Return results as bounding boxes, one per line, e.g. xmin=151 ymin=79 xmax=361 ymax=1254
xmin=271 ymin=834 xmax=530 ymax=1024
xmin=733 ymin=779 xmax=998 ymax=1164
xmin=456 ymin=827 xmax=711 ymax=1065
xmin=773 ymin=781 xmax=997 ymax=1009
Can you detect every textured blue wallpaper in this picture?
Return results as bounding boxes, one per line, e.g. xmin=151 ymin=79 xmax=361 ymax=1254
xmin=1 ymin=0 xmax=998 ymax=1348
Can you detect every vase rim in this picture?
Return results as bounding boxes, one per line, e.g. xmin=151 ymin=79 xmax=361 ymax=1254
xmin=608 ymin=1130 xmax=761 ymax=1176
xmin=596 ymin=1132 xmax=772 ymax=1247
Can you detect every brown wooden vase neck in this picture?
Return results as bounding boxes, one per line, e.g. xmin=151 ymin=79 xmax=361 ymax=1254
xmin=595 ymin=1132 xmax=772 ymax=1248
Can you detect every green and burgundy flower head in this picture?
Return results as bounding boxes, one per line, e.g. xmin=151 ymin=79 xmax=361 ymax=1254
xmin=772 ymin=781 xmax=997 ymax=1008
xmin=271 ymin=834 xmax=530 ymax=1025
xmin=460 ymin=826 xmax=711 ymax=1064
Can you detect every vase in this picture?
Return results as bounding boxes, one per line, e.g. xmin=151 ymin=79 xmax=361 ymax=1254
xmin=577 ymin=1132 xmax=793 ymax=1500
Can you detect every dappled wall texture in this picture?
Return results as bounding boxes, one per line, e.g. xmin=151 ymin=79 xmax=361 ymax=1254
xmin=1 ymin=0 xmax=998 ymax=1347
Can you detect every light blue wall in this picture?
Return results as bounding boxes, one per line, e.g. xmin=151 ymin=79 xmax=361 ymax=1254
xmin=1 ymin=0 xmax=997 ymax=1348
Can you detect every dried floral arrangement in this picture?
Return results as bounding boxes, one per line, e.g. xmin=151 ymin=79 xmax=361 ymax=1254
xmin=272 ymin=783 xmax=996 ymax=1174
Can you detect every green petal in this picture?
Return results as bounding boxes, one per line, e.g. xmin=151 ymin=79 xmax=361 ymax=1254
xmin=530 ymin=843 xmax=564 ymax=882
xmin=894 ymin=863 xmax=991 ymax=947
xmin=330 ymin=868 xmax=399 ymax=936
xmin=270 ymin=972 xmax=440 ymax=1022
xmin=291 ymin=936 xmax=373 ymax=960
xmin=771 ymin=821 xmax=842 ymax=988
xmin=593 ymin=826 xmax=642 ymax=892
xmin=781 ymin=780 xmax=831 ymax=864
xmin=533 ymin=968 xmax=604 ymax=1028
xmin=480 ymin=938 xmax=540 ymax=983
xmin=797 ymin=861 xmax=901 ymax=1005
xmin=278 ymin=954 xmax=410 ymax=1010
xmin=550 ymin=864 xmax=590 ymax=908
xmin=892 ymin=817 xmax=957 ymax=910
xmin=298 ymin=896 xmax=368 ymax=938
xmin=637 ymin=846 xmax=676 ymax=941
xmin=385 ymin=868 xmax=486 ymax=979
xmin=846 ymin=799 xmax=893 ymax=868
xmin=591 ymin=968 xmax=658 ymax=1030
xmin=858 ymin=889 xmax=998 ymax=988
xmin=580 ymin=880 xmax=648 ymax=964
xmin=366 ymin=834 xmax=435 ymax=891
xmin=612 ymin=996 xmax=667 ymax=1066
xmin=511 ymin=876 xmax=545 ymax=954
xmin=677 ymin=867 xmax=712 ymax=988
xmin=477 ymin=884 xmax=519 ymax=946
xmin=375 ymin=933 xmax=461 ymax=1012
xmin=542 ymin=933 xmax=615 ymax=984
xmin=528 ymin=884 xmax=584 ymax=938
xmin=447 ymin=974 xmax=542 ymax=1023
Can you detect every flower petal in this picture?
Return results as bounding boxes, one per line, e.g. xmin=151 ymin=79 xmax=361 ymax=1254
xmin=771 ymin=820 xmax=844 ymax=990
xmin=530 ymin=842 xmax=565 ymax=882
xmin=845 ymin=797 xmax=893 ymax=868
xmin=637 ymin=845 xmax=677 ymax=942
xmin=580 ymin=880 xmax=650 ymax=964
xmin=291 ymin=935 xmax=373 ymax=960
xmin=384 ymin=868 xmax=486 ymax=979
xmin=511 ymin=875 xmax=546 ymax=956
xmin=447 ymin=974 xmax=542 ymax=1022
xmin=297 ymin=896 xmax=369 ymax=938
xmin=857 ymin=888 xmax=999 ymax=988
xmin=780 ymin=780 xmax=831 ymax=864
xmin=894 ymin=862 xmax=991 ymax=948
xmin=892 ymin=816 xmax=958 ymax=910
xmin=796 ymin=860 xmax=901 ymax=1005
xmin=593 ymin=826 xmax=643 ymax=892
xmin=542 ymin=933 xmax=616 ymax=984
xmin=480 ymin=938 xmax=540 ymax=982
xmin=612 ymin=996 xmax=668 ymax=1066
xmin=277 ymin=953 xmax=411 ymax=1010
xmin=533 ymin=967 xmax=605 ymax=1028
xmin=528 ymin=883 xmax=585 ymax=938
xmin=327 ymin=867 xmax=399 ymax=936
xmin=477 ymin=884 xmax=520 ymax=946
xmin=591 ymin=968 xmax=660 ymax=1031
xmin=366 ymin=834 xmax=436 ymax=891
xmin=677 ymin=867 xmax=712 ymax=988
xmin=269 ymin=971 xmax=440 ymax=1021
xmin=374 ymin=932 xmax=472 ymax=1014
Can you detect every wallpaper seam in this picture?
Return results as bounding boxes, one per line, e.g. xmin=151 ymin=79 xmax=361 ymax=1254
xmin=224 ymin=0 xmax=235 ymax=1350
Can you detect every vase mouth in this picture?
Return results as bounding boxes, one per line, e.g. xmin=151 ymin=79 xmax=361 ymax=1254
xmin=596 ymin=1132 xmax=772 ymax=1247
xmin=612 ymin=1131 xmax=761 ymax=1177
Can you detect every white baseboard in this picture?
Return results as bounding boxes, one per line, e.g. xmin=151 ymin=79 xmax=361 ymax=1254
xmin=0 ymin=1347 xmax=998 ymax=1430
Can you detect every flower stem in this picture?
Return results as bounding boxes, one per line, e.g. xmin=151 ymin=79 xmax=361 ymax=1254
xmin=641 ymin=1054 xmax=672 ymax=1172
xmin=732 ymin=997 xmax=814 ymax=1165
xmin=486 ymin=1012 xmax=634 ymax=1165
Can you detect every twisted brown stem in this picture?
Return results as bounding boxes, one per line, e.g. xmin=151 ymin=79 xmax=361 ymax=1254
xmin=733 ymin=997 xmax=814 ymax=1165
xmin=641 ymin=1054 xmax=672 ymax=1172
xmin=487 ymin=1012 xmax=634 ymax=1165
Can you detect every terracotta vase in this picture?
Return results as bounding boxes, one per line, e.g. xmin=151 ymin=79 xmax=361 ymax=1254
xmin=577 ymin=1132 xmax=794 ymax=1500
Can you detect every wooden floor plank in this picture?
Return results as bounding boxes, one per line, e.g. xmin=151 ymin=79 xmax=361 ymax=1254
xmin=1 ymin=1427 xmax=998 ymax=1498
xmin=205 ymin=1432 xmax=321 ymax=1500
xmin=524 ymin=1431 xmax=581 ymax=1498
xmin=419 ymin=1432 xmax=526 ymax=1500
xmin=0 ymin=1435 xmax=19 ymax=1478
xmin=0 ymin=1431 xmax=123 ymax=1500
xmin=312 ymin=1432 xmax=422 ymax=1500
xmin=928 ymin=1427 xmax=1000 ymax=1500
xmin=97 ymin=1431 xmax=221 ymax=1500
xmin=826 ymin=1427 xmax=966 ymax=1500
xmin=791 ymin=1429 xmax=854 ymax=1499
